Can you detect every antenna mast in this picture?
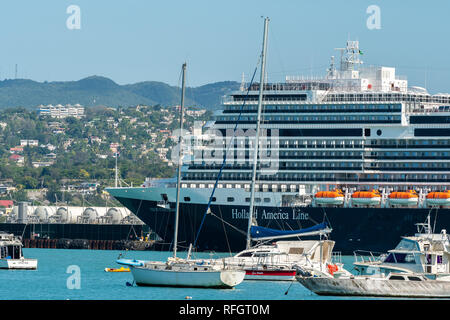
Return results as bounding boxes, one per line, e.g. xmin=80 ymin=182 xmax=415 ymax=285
xmin=246 ymin=17 xmax=269 ymax=249
xmin=173 ymin=62 xmax=186 ymax=258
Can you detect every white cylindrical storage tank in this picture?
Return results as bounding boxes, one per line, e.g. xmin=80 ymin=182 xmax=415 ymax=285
xmin=55 ymin=207 xmax=68 ymax=223
xmin=82 ymin=207 xmax=98 ymax=223
xmin=106 ymin=208 xmax=125 ymax=224
xmin=34 ymin=206 xmax=49 ymax=222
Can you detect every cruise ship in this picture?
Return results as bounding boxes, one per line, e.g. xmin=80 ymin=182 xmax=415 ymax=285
xmin=107 ymin=40 xmax=450 ymax=254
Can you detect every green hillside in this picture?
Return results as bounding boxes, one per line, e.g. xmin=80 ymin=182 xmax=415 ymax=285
xmin=0 ymin=76 xmax=240 ymax=110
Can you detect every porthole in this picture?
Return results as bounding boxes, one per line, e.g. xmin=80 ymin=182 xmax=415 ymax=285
xmin=376 ymin=129 xmax=382 ymax=136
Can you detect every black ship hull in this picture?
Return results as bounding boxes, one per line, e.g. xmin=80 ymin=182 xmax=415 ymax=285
xmin=114 ymin=196 xmax=450 ymax=255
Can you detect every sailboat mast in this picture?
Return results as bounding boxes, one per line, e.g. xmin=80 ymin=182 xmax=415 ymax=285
xmin=246 ymin=17 xmax=269 ymax=249
xmin=173 ymin=62 xmax=187 ymax=258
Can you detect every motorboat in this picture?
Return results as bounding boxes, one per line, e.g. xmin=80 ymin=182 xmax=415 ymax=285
xmin=0 ymin=232 xmax=38 ymax=270
xmin=353 ymin=214 xmax=450 ymax=281
xmin=351 ymin=190 xmax=381 ymax=206
xmin=426 ymin=191 xmax=450 ymax=207
xmin=296 ymin=272 xmax=450 ymax=298
xmin=314 ymin=189 xmax=345 ymax=205
xmin=387 ymin=190 xmax=418 ymax=206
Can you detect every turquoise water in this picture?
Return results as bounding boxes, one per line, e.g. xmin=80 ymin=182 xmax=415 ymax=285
xmin=0 ymin=249 xmax=385 ymax=300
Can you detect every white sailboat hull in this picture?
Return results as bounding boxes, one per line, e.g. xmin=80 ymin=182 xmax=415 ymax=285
xmin=297 ymin=276 xmax=450 ymax=298
xmin=0 ymin=258 xmax=38 ymax=270
xmin=130 ymin=265 xmax=245 ymax=288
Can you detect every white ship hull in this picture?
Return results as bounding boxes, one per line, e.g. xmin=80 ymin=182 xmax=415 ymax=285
xmin=0 ymin=258 xmax=38 ymax=270
xmin=297 ymin=276 xmax=450 ymax=298
xmin=130 ymin=264 xmax=245 ymax=288
xmin=244 ymin=269 xmax=296 ymax=281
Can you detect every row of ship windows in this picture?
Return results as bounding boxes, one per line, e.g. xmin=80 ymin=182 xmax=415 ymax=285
xmin=187 ymin=162 xmax=450 ymax=172
xmin=181 ymin=193 xmax=272 ymax=203
xmin=216 ymin=115 xmax=401 ymax=123
xmin=275 ymin=139 xmax=450 ymax=147
xmin=368 ymin=162 xmax=450 ymax=168
xmin=184 ymin=170 xmax=450 ymax=181
xmin=225 ymin=104 xmax=401 ymax=112
xmin=279 ymin=151 xmax=450 ymax=158
xmin=199 ymin=139 xmax=450 ymax=151
xmin=182 ymin=173 xmax=450 ymax=190
xmin=189 ymin=154 xmax=450 ymax=171
xmin=181 ymin=182 xmax=298 ymax=192
xmin=369 ymin=151 xmax=450 ymax=157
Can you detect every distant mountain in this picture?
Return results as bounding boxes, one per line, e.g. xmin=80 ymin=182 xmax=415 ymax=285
xmin=0 ymin=76 xmax=240 ymax=110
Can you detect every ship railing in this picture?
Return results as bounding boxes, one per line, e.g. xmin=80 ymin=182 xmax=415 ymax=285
xmin=332 ymin=251 xmax=343 ymax=264
xmin=353 ymin=250 xmax=386 ymax=264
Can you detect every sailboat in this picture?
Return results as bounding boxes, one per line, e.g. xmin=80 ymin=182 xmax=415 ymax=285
xmin=190 ymin=18 xmax=347 ymax=281
xmin=116 ymin=63 xmax=245 ymax=288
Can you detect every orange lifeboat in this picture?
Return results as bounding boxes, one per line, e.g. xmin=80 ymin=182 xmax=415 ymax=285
xmin=314 ymin=189 xmax=345 ymax=205
xmin=426 ymin=191 xmax=450 ymax=206
xmin=351 ymin=190 xmax=381 ymax=206
xmin=388 ymin=190 xmax=418 ymax=206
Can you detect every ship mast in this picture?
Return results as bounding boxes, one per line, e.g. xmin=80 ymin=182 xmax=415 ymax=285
xmin=173 ymin=62 xmax=186 ymax=258
xmin=246 ymin=17 xmax=269 ymax=249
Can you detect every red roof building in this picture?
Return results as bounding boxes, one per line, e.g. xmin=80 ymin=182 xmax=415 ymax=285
xmin=0 ymin=200 xmax=13 ymax=208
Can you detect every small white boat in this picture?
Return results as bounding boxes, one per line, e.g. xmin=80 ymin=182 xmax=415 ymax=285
xmin=353 ymin=214 xmax=450 ymax=280
xmin=314 ymin=190 xmax=345 ymax=205
xmin=387 ymin=190 xmax=419 ymax=206
xmin=426 ymin=191 xmax=450 ymax=206
xmin=296 ymin=213 xmax=450 ymax=298
xmin=297 ymin=273 xmax=450 ymax=298
xmin=351 ymin=190 xmax=381 ymax=206
xmin=0 ymin=232 xmax=38 ymax=270
xmin=119 ymin=257 xmax=245 ymax=288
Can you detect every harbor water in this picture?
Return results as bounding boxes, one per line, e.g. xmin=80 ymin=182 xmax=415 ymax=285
xmin=0 ymin=248 xmax=404 ymax=300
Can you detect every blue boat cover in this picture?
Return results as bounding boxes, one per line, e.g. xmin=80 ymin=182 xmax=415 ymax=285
xmin=250 ymin=222 xmax=329 ymax=240
xmin=116 ymin=259 xmax=144 ymax=266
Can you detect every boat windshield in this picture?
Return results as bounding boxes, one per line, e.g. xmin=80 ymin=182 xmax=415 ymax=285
xmin=394 ymin=239 xmax=419 ymax=252
xmin=384 ymin=252 xmax=416 ymax=264
xmin=1 ymin=245 xmax=21 ymax=259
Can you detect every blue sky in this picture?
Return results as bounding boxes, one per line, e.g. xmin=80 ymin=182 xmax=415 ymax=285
xmin=0 ymin=1 xmax=449 ymax=92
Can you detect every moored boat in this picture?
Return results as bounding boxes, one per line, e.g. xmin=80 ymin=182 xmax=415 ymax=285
xmin=353 ymin=214 xmax=450 ymax=280
xmin=125 ymin=257 xmax=245 ymax=288
xmin=297 ymin=272 xmax=450 ymax=298
xmin=194 ymin=223 xmax=341 ymax=281
xmin=0 ymin=232 xmax=38 ymax=270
